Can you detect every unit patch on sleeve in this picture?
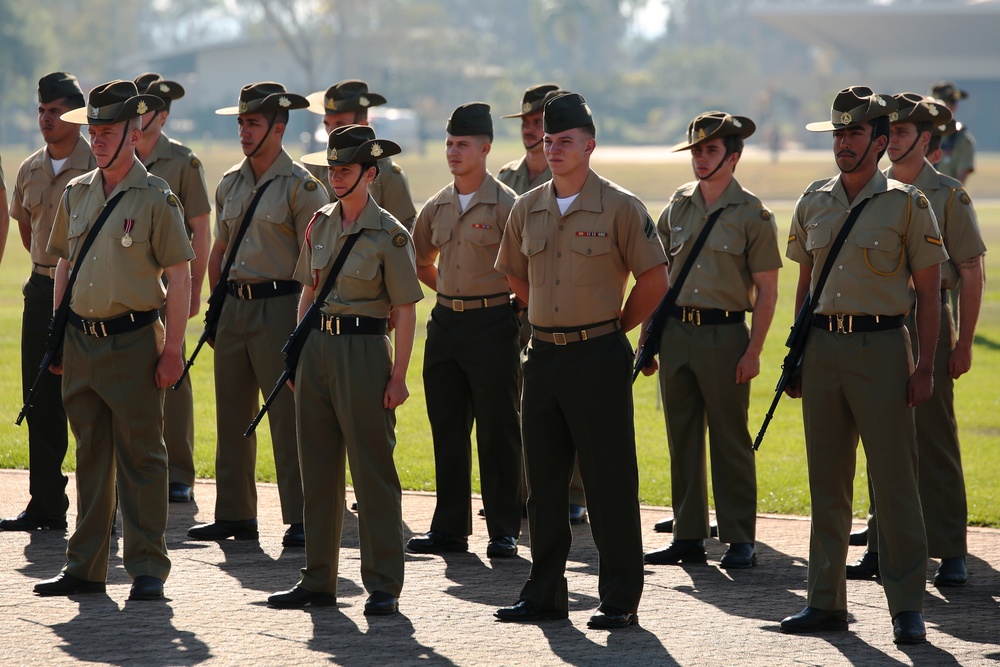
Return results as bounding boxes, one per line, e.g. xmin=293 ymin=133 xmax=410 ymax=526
xmin=392 ymin=233 xmax=408 ymax=247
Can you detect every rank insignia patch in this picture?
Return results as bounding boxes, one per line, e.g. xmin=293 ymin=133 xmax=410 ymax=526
xmin=392 ymin=233 xmax=408 ymax=247
xmin=643 ymin=215 xmax=657 ymax=240
xmin=924 ymin=235 xmax=942 ymax=246
xmin=917 ymin=195 xmax=929 ymax=209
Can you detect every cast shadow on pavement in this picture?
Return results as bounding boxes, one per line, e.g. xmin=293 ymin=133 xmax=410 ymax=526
xmin=305 ymin=606 xmax=456 ymax=666
xmin=48 ymin=595 xmax=212 ymax=666
xmin=538 ymin=619 xmax=678 ymax=667
xmin=924 ymin=553 xmax=1000 ymax=648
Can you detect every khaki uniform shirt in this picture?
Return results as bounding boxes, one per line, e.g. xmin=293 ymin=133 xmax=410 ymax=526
xmin=412 ymin=173 xmax=516 ymax=298
xmin=886 ymin=161 xmax=986 ymax=290
xmin=215 ymin=149 xmax=328 ymax=283
xmin=497 ymin=156 xmax=551 ymax=196
xmin=307 ymin=157 xmax=416 ymax=227
xmin=10 ymin=135 xmax=96 ymax=269
xmin=141 ymin=132 xmax=211 ymax=237
xmin=938 ymin=127 xmax=975 ymax=181
xmin=659 ymin=178 xmax=781 ymax=312
xmin=786 ymin=170 xmax=947 ymax=317
xmin=293 ymin=196 xmax=423 ymax=318
xmin=47 ymin=161 xmax=194 ymax=319
xmin=496 ymin=169 xmax=667 ymax=328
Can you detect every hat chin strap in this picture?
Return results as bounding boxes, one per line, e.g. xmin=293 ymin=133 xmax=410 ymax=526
xmin=525 ymin=137 xmax=544 ymax=151
xmin=840 ymin=131 xmax=875 ymax=174
xmin=99 ymin=123 xmax=131 ymax=170
xmin=247 ymin=112 xmax=278 ymax=159
xmin=335 ymin=166 xmax=369 ymax=200
xmin=697 ymin=148 xmax=731 ymax=182
xmin=889 ymin=133 xmax=921 ymax=164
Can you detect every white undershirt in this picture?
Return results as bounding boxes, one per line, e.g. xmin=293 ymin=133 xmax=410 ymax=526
xmin=50 ymin=156 xmax=68 ymax=175
xmin=457 ymin=192 xmax=474 ymax=213
xmin=556 ymin=193 xmax=579 ymax=215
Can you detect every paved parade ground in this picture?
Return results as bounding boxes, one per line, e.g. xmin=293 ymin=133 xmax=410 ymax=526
xmin=1 ymin=469 xmax=998 ymax=666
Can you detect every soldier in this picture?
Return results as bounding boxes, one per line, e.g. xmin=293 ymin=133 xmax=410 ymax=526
xmin=499 ymin=83 xmax=588 ymax=526
xmin=33 ymin=80 xmax=193 ymax=600
xmin=846 ymin=94 xmax=986 ymax=589
xmin=188 ymin=83 xmax=328 ymax=547
xmin=406 ymin=103 xmax=522 ymax=558
xmin=642 ymin=111 xmax=780 ymax=570
xmin=931 ymin=81 xmax=974 ymax=184
xmin=494 ymin=93 xmax=668 ymax=629
xmin=267 ymin=125 xmax=422 ymax=614
xmin=2 ymin=73 xmax=95 ymax=532
xmin=133 ymin=72 xmax=212 ymax=504
xmin=304 ymin=80 xmax=416 ymax=229
xmin=779 ymin=86 xmax=946 ymax=644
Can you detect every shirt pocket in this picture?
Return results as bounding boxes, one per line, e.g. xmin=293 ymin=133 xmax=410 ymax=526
xmin=253 ymin=197 xmax=290 ymax=227
xmin=310 ymin=244 xmax=333 ymax=272
xmin=431 ymin=224 xmax=453 ymax=247
xmin=522 ymin=236 xmax=546 ymax=285
xmin=219 ymin=197 xmax=245 ymax=235
xmin=342 ymin=254 xmax=381 ymax=283
xmin=668 ymin=228 xmax=692 ymax=257
xmin=569 ymin=235 xmax=612 ymax=286
xmin=465 ymin=222 xmax=501 ymax=248
xmin=855 ymin=228 xmax=904 ymax=276
xmin=707 ymin=229 xmax=745 ymax=256
xmin=805 ymin=225 xmax=831 ymax=254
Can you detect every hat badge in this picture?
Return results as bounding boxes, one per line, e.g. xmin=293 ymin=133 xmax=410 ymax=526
xmin=697 ymin=128 xmax=707 ymax=141
xmin=732 ymin=118 xmax=742 ymax=128
xmin=522 ymin=102 xmax=532 ymax=113
xmin=937 ymin=123 xmax=947 ymax=132
xmin=889 ymin=111 xmax=899 ymax=122
xmin=370 ymin=143 xmax=383 ymax=157
xmin=137 ymin=100 xmax=149 ymax=115
xmin=159 ymin=83 xmax=170 ymax=93
xmin=90 ymin=106 xmax=100 ymax=119
xmin=876 ymin=96 xmax=886 ymax=107
xmin=926 ymin=103 xmax=939 ymax=116
xmin=239 ymin=101 xmax=249 ymax=113
xmin=278 ymin=96 xmax=291 ymax=108
xmin=359 ymin=96 xmax=370 ymax=107
xmin=328 ymin=148 xmax=338 ymax=161
xmin=840 ymin=112 xmax=853 ymax=125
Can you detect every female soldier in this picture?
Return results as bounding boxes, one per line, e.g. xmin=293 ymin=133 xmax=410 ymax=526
xmin=267 ymin=125 xmax=423 ymax=615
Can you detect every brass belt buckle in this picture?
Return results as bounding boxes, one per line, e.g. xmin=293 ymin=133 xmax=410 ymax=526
xmin=552 ymin=332 xmax=567 ymax=346
xmin=452 ymin=299 xmax=464 ymax=312
xmin=835 ymin=314 xmax=846 ymax=334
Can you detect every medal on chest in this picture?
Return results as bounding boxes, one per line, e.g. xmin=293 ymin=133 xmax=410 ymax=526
xmin=121 ymin=218 xmax=135 ymax=248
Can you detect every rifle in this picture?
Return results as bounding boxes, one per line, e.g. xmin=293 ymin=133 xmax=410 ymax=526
xmin=173 ymin=180 xmax=273 ymax=390
xmin=752 ymin=294 xmax=811 ymax=450
xmin=632 ymin=208 xmax=724 ymax=382
xmin=245 ymin=232 xmax=360 ymax=437
xmin=17 ymin=190 xmax=125 ymax=425
xmin=752 ymin=197 xmax=870 ymax=450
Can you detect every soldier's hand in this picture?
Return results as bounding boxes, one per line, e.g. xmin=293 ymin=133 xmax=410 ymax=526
xmin=384 ymin=376 xmax=409 ymax=409
xmin=640 ymin=356 xmax=658 ymax=376
xmin=48 ymin=360 xmax=63 ymax=376
xmin=155 ymin=346 xmax=185 ymax=389
xmin=949 ymin=345 xmax=973 ymax=380
xmin=189 ymin=290 xmax=202 ymax=319
xmin=735 ymin=351 xmax=761 ymax=384
xmin=907 ymin=367 xmax=934 ymax=407
xmin=783 ymin=374 xmax=802 ymax=399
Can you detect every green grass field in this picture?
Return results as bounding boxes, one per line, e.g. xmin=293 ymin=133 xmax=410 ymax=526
xmin=1 ymin=141 xmax=997 ymax=525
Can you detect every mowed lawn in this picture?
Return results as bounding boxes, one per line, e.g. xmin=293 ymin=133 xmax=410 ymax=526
xmin=0 ymin=141 xmax=996 ymax=525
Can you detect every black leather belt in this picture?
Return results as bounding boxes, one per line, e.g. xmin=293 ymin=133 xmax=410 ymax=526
xmin=436 ymin=292 xmax=510 ymax=311
xmin=811 ymin=314 xmax=904 ymax=334
xmin=227 ymin=280 xmax=300 ymax=300
xmin=668 ymin=304 xmax=746 ymax=326
xmin=314 ymin=314 xmax=388 ymax=336
xmin=32 ymin=263 xmax=56 ymax=277
xmin=69 ymin=309 xmax=159 ymax=337
xmin=532 ymin=320 xmax=621 ymax=345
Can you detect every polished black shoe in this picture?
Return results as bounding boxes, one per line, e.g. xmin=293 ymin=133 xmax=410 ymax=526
xmin=720 ymin=542 xmax=757 ymax=569
xmin=282 ymin=523 xmax=306 ymax=547
xmin=486 ymin=536 xmax=518 ymax=558
xmin=644 ymin=539 xmax=706 ymax=565
xmin=351 ymin=502 xmax=358 ymax=511
xmin=933 ymin=556 xmax=967 ymax=587
xmin=494 ymin=599 xmax=567 ymax=623
xmin=780 ymin=607 xmax=849 ymax=633
xmin=128 ymin=575 xmax=164 ymax=601
xmin=652 ymin=517 xmax=718 ymax=538
xmin=569 ymin=504 xmax=588 ymax=525
xmin=0 ymin=511 xmax=67 ymax=531
xmin=364 ymin=591 xmax=399 ymax=616
xmin=268 ymin=585 xmax=336 ymax=609
xmin=849 ymin=526 xmax=869 ymax=546
xmin=587 ymin=606 xmax=638 ymax=629
xmin=846 ymin=550 xmax=880 ymax=580
xmin=34 ymin=572 xmax=106 ymax=596
xmin=188 ymin=519 xmax=259 ymax=541
xmin=168 ymin=483 xmax=194 ymax=503
xmin=892 ymin=611 xmax=927 ymax=644
xmin=406 ymin=531 xmax=468 ymax=554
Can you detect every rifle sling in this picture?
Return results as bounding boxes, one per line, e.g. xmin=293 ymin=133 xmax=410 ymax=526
xmin=211 ymin=179 xmax=274 ymax=303
xmin=665 ymin=207 xmax=725 ymax=303
xmin=53 ymin=190 xmax=127 ymax=333
xmin=304 ymin=230 xmax=362 ymax=328
xmin=807 ymin=197 xmax=870 ymax=313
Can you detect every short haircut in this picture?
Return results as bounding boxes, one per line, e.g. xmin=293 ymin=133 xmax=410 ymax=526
xmin=870 ymin=116 xmax=890 ymax=159
xmin=361 ymin=160 xmax=380 ymax=179
xmin=129 ymin=117 xmax=141 ymax=132
xmin=928 ymin=135 xmax=943 ymax=154
xmin=354 ymin=109 xmax=369 ymax=123
xmin=723 ymin=134 xmax=745 ymax=157
xmin=273 ymin=109 xmax=289 ymax=125
xmin=579 ymin=123 xmax=596 ymax=139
